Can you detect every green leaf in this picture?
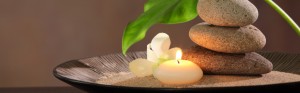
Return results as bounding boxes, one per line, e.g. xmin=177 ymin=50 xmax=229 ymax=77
xmin=144 ymin=0 xmax=165 ymax=12
xmin=122 ymin=0 xmax=198 ymax=55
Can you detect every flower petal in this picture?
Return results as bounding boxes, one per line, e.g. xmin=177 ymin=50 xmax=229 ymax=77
xmin=147 ymin=43 xmax=158 ymax=62
xmin=150 ymin=33 xmax=171 ymax=56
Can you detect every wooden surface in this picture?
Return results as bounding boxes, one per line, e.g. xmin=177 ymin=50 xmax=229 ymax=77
xmin=0 ymin=87 xmax=84 ymax=93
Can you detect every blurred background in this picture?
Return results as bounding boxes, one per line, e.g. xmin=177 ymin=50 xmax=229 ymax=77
xmin=0 ymin=0 xmax=299 ymax=87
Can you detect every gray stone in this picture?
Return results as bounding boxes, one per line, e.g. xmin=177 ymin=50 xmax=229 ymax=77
xmin=189 ymin=23 xmax=266 ymax=53
xmin=182 ymin=46 xmax=273 ymax=75
xmin=197 ymin=0 xmax=258 ymax=27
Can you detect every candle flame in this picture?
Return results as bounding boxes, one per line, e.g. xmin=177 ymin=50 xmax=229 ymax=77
xmin=176 ymin=50 xmax=182 ymax=60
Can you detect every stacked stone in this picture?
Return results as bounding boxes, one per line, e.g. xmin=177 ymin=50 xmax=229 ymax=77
xmin=183 ymin=0 xmax=273 ymax=75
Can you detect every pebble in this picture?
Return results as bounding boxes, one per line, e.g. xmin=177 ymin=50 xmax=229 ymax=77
xmin=189 ymin=23 xmax=266 ymax=53
xmin=197 ymin=0 xmax=258 ymax=26
xmin=182 ymin=46 xmax=273 ymax=75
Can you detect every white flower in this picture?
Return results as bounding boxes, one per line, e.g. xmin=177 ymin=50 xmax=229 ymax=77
xmin=148 ymin=33 xmax=180 ymax=63
xmin=130 ymin=33 xmax=181 ymax=77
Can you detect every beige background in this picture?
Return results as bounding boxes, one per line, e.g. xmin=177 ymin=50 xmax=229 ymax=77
xmin=0 ymin=0 xmax=299 ymax=87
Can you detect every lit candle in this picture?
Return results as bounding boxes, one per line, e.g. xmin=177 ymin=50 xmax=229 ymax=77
xmin=153 ymin=50 xmax=203 ymax=85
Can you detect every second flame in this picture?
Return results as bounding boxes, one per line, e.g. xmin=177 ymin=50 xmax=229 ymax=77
xmin=176 ymin=50 xmax=182 ymax=60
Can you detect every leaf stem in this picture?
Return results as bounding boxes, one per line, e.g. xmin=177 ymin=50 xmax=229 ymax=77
xmin=265 ymin=0 xmax=300 ymax=36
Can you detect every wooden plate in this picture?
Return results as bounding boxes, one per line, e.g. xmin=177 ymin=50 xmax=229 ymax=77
xmin=53 ymin=52 xmax=300 ymax=93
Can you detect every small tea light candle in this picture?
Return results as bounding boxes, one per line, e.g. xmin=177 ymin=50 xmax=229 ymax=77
xmin=153 ymin=50 xmax=203 ymax=85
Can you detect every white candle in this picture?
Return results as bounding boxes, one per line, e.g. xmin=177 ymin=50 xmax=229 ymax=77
xmin=153 ymin=50 xmax=203 ymax=85
xmin=129 ymin=58 xmax=154 ymax=77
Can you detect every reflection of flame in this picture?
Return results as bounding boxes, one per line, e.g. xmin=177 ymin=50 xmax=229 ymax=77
xmin=176 ymin=50 xmax=182 ymax=60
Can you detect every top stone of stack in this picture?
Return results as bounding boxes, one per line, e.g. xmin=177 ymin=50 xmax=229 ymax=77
xmin=197 ymin=0 xmax=258 ymax=27
xmin=187 ymin=0 xmax=272 ymax=75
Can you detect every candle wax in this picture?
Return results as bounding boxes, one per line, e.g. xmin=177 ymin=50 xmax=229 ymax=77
xmin=129 ymin=58 xmax=154 ymax=77
xmin=153 ymin=60 xmax=203 ymax=85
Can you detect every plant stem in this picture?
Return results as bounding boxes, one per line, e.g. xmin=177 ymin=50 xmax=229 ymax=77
xmin=265 ymin=0 xmax=300 ymax=36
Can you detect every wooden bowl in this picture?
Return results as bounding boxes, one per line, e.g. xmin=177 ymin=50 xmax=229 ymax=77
xmin=53 ymin=51 xmax=300 ymax=93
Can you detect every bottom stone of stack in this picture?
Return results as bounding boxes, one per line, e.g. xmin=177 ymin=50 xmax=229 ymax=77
xmin=183 ymin=46 xmax=273 ymax=75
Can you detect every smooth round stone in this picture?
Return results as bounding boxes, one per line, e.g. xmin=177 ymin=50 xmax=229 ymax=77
xmin=197 ymin=0 xmax=258 ymax=27
xmin=182 ymin=46 xmax=273 ymax=75
xmin=189 ymin=23 xmax=266 ymax=53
